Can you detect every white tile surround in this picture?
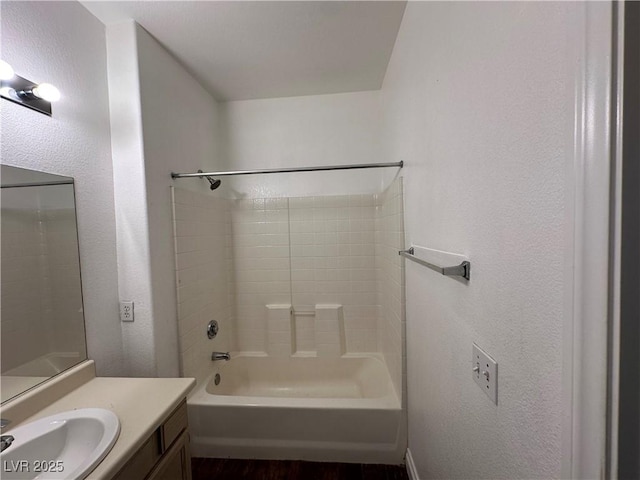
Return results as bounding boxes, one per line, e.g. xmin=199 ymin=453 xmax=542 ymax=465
xmin=375 ymin=178 xmax=405 ymax=400
xmin=172 ymin=178 xmax=404 ymax=395
xmin=1 ymin=196 xmax=86 ymax=373
xmin=231 ymin=198 xmax=291 ymax=353
xmin=45 ymin=208 xmax=86 ymax=356
xmin=289 ymin=194 xmax=378 ymax=354
xmin=1 ymin=206 xmax=51 ymax=371
xmin=266 ymin=304 xmax=294 ymax=357
xmin=172 ymin=188 xmax=235 ymax=386
xmin=314 ymin=304 xmax=347 ymax=357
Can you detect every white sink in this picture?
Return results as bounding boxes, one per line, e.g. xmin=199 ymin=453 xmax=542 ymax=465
xmin=0 ymin=408 xmax=120 ymax=480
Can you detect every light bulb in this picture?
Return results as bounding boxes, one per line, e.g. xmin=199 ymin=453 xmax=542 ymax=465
xmin=0 ymin=60 xmax=14 ymax=81
xmin=32 ymin=83 xmax=60 ymax=102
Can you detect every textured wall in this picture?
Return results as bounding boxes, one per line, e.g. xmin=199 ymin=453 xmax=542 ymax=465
xmin=220 ymin=91 xmax=390 ymax=198
xmin=381 ymin=2 xmax=580 ymax=478
xmin=0 ymin=1 xmax=123 ymax=376
xmin=106 ymin=21 xmax=224 ymax=376
xmin=137 ymin=24 xmax=225 ymax=377
xmin=105 ymin=20 xmax=158 ymax=377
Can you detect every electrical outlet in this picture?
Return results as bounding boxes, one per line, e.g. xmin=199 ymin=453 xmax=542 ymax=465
xmin=120 ymin=301 xmax=134 ymax=322
xmin=472 ymin=343 xmax=498 ymax=404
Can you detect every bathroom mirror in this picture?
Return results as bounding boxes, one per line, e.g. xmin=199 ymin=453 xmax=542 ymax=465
xmin=1 ymin=165 xmax=87 ymax=403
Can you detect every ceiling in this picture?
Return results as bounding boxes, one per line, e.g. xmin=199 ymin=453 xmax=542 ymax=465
xmin=82 ymin=1 xmax=406 ymax=102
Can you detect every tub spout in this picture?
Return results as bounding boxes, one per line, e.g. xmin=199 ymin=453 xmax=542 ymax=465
xmin=211 ymin=351 xmax=230 ymax=361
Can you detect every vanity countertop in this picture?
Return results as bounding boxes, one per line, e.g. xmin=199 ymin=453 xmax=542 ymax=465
xmin=2 ymin=362 xmax=195 ymax=479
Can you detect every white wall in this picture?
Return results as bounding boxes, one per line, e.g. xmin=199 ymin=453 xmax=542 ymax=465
xmin=137 ymin=24 xmax=225 ymax=377
xmin=106 ymin=20 xmax=157 ymax=377
xmin=106 ymin=21 xmax=225 ymax=377
xmin=0 ymin=1 xmax=123 ymax=376
xmin=381 ymin=2 xmax=585 ymax=478
xmin=220 ymin=91 xmax=395 ymax=198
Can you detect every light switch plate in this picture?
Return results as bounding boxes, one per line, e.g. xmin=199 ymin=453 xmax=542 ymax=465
xmin=472 ymin=343 xmax=498 ymax=404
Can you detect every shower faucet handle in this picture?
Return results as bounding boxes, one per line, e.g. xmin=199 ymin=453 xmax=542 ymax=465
xmin=207 ymin=320 xmax=219 ymax=339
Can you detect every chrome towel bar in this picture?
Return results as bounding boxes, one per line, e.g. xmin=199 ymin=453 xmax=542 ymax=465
xmin=399 ymin=246 xmax=471 ymax=280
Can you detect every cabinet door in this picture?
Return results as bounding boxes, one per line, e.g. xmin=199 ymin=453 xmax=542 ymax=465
xmin=147 ymin=431 xmax=192 ymax=480
xmin=112 ymin=434 xmax=162 ymax=480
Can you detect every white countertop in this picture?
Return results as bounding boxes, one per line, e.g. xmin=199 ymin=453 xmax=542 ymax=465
xmin=3 ymin=366 xmax=195 ymax=479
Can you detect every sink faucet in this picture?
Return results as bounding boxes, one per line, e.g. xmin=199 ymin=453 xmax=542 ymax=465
xmin=0 ymin=435 xmax=14 ymax=452
xmin=211 ymin=351 xmax=230 ymax=361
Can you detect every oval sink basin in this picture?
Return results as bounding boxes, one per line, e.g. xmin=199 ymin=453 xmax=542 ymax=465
xmin=0 ymin=408 xmax=120 ymax=480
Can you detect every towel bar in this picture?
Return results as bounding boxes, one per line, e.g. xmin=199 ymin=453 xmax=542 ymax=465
xmin=399 ymin=247 xmax=471 ymax=280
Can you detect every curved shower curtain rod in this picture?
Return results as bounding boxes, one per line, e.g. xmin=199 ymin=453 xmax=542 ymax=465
xmin=170 ymin=161 xmax=403 ymax=179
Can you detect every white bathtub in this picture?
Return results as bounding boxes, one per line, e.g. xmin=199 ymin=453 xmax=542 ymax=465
xmin=1 ymin=352 xmax=83 ymax=401
xmin=188 ymin=354 xmax=405 ymax=463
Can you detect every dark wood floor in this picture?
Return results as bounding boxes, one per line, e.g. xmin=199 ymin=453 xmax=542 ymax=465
xmin=191 ymin=458 xmax=408 ymax=480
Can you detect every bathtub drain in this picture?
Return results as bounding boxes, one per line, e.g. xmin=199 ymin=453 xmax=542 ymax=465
xmin=214 ymin=373 xmax=221 ymax=385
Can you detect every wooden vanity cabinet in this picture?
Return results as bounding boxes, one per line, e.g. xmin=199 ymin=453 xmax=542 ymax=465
xmin=111 ymin=400 xmax=192 ymax=480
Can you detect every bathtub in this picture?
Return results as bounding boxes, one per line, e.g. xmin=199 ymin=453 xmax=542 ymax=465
xmin=188 ymin=354 xmax=405 ymax=463
xmin=1 ymin=352 xmax=83 ymax=401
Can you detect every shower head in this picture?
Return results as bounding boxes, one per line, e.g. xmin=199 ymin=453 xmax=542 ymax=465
xmin=207 ymin=178 xmax=222 ymax=190
xmin=197 ymin=170 xmax=222 ymax=190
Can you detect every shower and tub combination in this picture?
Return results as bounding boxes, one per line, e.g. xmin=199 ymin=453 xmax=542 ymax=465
xmin=171 ymin=162 xmax=406 ymax=463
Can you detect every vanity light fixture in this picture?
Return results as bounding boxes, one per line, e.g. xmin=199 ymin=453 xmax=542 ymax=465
xmin=0 ymin=60 xmax=60 ymax=116
xmin=0 ymin=60 xmax=14 ymax=80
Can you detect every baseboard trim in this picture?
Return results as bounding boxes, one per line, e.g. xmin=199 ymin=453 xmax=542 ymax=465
xmin=406 ymin=448 xmax=419 ymax=480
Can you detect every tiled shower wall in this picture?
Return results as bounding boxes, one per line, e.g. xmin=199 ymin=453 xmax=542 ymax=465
xmin=231 ymin=198 xmax=291 ymax=353
xmin=172 ymin=180 xmax=404 ymax=395
xmin=172 ymin=188 xmax=235 ymax=385
xmin=1 ymin=188 xmax=87 ymax=373
xmin=228 ymin=194 xmax=378 ymax=354
xmin=375 ymin=178 xmax=405 ymax=399
xmin=1 ymin=207 xmax=51 ymax=371
xmin=289 ymin=195 xmax=378 ymax=353
xmin=45 ymin=208 xmax=86 ymax=357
